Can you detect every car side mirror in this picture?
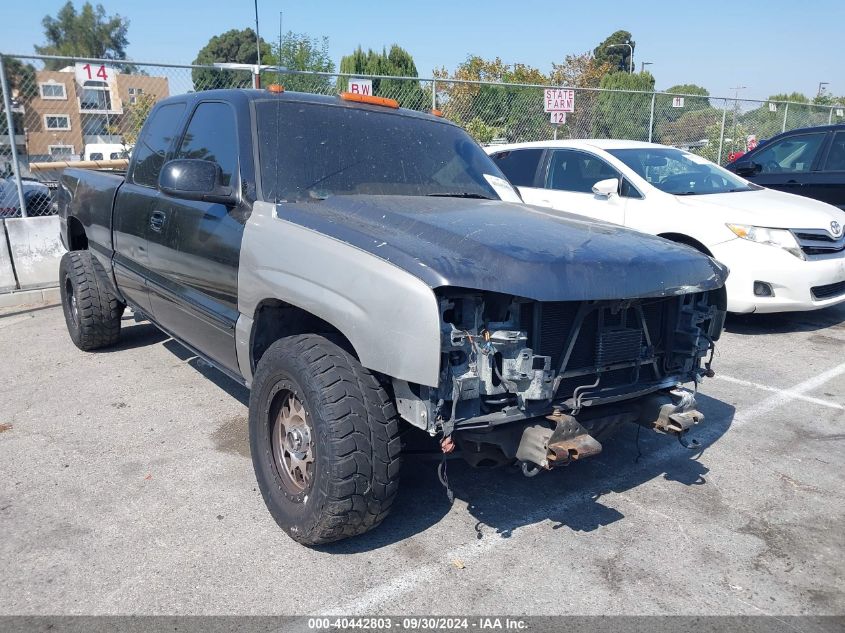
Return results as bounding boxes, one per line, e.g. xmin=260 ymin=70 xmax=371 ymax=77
xmin=733 ymin=160 xmax=761 ymax=176
xmin=159 ymin=158 xmax=237 ymax=206
xmin=592 ymin=178 xmax=619 ymax=198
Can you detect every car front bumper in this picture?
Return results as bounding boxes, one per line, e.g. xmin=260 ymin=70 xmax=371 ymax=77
xmin=711 ymin=238 xmax=845 ymax=313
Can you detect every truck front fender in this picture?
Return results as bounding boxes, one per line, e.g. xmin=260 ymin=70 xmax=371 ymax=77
xmin=236 ymin=201 xmax=442 ymax=388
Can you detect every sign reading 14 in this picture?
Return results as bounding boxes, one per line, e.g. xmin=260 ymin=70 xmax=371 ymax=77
xmin=74 ymin=62 xmax=113 ymax=85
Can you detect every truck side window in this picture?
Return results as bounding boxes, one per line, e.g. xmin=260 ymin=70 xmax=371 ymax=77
xmin=131 ymin=103 xmax=186 ymax=188
xmin=175 ymin=102 xmax=237 ymax=187
xmin=490 ymin=149 xmax=544 ymax=187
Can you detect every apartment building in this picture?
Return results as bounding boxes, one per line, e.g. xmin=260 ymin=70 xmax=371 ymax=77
xmin=24 ymin=65 xmax=169 ymax=161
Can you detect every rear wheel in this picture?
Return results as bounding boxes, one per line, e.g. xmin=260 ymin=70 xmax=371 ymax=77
xmin=59 ymin=251 xmax=124 ymax=350
xmin=249 ymin=334 xmax=402 ymax=545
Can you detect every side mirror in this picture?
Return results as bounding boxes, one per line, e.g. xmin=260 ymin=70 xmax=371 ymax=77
xmin=159 ymin=158 xmax=237 ymax=206
xmin=733 ymin=160 xmax=761 ymax=176
xmin=592 ymin=178 xmax=619 ymax=198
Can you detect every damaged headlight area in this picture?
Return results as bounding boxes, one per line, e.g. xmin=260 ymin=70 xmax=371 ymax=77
xmin=393 ymin=288 xmax=726 ymax=474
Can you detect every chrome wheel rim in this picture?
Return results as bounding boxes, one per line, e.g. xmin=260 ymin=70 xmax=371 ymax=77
xmin=271 ymin=391 xmax=314 ymax=493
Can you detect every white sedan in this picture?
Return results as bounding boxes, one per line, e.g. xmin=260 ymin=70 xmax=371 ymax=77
xmin=486 ymin=140 xmax=845 ymax=313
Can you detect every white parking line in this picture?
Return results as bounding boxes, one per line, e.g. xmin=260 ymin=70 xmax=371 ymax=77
xmin=715 ymin=374 xmax=844 ymax=411
xmin=730 ymin=361 xmax=845 ymax=425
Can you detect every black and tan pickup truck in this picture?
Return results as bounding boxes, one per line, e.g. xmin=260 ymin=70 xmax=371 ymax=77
xmin=57 ymin=87 xmax=728 ymax=545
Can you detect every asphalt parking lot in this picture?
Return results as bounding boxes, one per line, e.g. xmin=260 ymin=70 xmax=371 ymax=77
xmin=0 ymin=301 xmax=843 ymax=617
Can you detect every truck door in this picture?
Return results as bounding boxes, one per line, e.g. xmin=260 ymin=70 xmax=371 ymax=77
xmin=112 ymin=101 xmax=187 ymax=315
xmin=144 ymin=101 xmax=245 ymax=374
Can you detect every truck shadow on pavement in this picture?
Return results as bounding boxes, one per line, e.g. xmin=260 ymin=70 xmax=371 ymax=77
xmin=725 ymin=303 xmax=845 ymax=335
xmin=327 ymin=393 xmax=735 ymax=553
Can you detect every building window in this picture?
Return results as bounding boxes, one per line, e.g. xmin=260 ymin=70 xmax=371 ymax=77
xmin=45 ymin=115 xmax=71 ymax=130
xmin=128 ymin=87 xmax=144 ymax=104
xmin=80 ymin=81 xmax=112 ymax=111
xmin=48 ymin=145 xmax=75 ymax=158
xmin=39 ymin=82 xmax=67 ymax=100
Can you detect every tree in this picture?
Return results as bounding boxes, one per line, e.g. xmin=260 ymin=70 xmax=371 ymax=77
xmin=548 ymin=51 xmax=612 ymax=138
xmin=651 ymin=83 xmax=712 ymax=142
xmin=593 ymin=30 xmax=635 ymax=74
xmin=108 ymin=92 xmax=156 ymax=149
xmin=192 ymin=28 xmax=270 ymax=91
xmin=434 ymin=56 xmax=551 ymax=142
xmin=262 ymin=32 xmax=335 ymax=93
xmin=592 ymin=71 xmax=655 ymax=140
xmin=35 ymin=2 xmax=131 ymax=70
xmin=338 ymin=45 xmax=426 ymax=109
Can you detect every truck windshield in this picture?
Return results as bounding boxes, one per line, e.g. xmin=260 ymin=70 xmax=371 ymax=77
xmin=607 ymin=147 xmax=757 ymax=195
xmin=256 ymin=100 xmax=509 ymax=203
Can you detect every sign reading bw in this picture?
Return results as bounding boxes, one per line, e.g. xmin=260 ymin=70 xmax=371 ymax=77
xmin=347 ymin=79 xmax=373 ymax=96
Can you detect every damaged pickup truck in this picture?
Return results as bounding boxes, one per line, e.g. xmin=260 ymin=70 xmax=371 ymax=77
xmin=57 ymin=88 xmax=728 ymax=545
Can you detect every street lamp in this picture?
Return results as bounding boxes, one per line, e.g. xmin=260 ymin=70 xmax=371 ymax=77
xmin=640 ymin=61 xmax=653 ymax=73
xmin=607 ymin=42 xmax=634 ymax=74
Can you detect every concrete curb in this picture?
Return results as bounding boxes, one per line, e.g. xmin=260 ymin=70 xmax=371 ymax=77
xmin=0 ymin=286 xmax=60 ymax=310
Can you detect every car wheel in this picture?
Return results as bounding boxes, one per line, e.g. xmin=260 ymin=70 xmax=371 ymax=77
xmin=59 ymin=251 xmax=124 ymax=350
xmin=249 ymin=334 xmax=402 ymax=545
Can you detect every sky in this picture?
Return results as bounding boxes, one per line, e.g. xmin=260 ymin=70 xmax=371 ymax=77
xmin=2 ymin=0 xmax=843 ymax=101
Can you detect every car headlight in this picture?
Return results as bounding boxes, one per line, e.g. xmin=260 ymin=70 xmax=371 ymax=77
xmin=726 ymin=224 xmax=805 ymax=260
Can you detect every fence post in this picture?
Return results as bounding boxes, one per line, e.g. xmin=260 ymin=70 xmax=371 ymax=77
xmin=782 ymin=102 xmax=789 ymax=133
xmin=717 ymin=100 xmax=727 ymax=165
xmin=0 ymin=54 xmax=28 ymax=218
xmin=431 ymin=79 xmax=436 ymax=111
xmin=830 ymin=107 xmax=834 ymax=125
xmin=648 ymin=92 xmax=656 ymax=142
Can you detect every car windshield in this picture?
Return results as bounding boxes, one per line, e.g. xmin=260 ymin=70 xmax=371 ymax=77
xmin=607 ymin=147 xmax=757 ymax=195
xmin=255 ymin=99 xmax=509 ymax=203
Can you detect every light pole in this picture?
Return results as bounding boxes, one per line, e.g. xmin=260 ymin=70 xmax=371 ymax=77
xmin=640 ymin=61 xmax=653 ymax=73
xmin=607 ymin=42 xmax=634 ymax=73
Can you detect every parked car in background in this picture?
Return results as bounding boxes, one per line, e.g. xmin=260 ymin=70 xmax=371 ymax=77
xmin=0 ymin=177 xmax=54 ymax=217
xmin=725 ymin=124 xmax=845 ymax=210
xmin=487 ymin=140 xmax=845 ymax=313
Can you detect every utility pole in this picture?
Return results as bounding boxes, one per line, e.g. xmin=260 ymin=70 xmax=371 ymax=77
xmin=729 ymin=85 xmax=746 ymax=155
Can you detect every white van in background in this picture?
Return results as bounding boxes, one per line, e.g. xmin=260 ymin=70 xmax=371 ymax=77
xmin=83 ymin=143 xmax=130 ymax=162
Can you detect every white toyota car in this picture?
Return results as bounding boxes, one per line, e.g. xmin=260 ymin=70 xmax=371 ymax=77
xmin=486 ymin=140 xmax=845 ymax=313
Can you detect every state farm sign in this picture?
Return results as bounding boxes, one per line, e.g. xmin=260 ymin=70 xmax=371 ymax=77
xmin=544 ymin=88 xmax=575 ymax=113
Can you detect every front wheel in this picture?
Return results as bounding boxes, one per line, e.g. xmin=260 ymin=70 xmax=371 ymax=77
xmin=249 ymin=334 xmax=402 ymax=545
xmin=59 ymin=251 xmax=124 ymax=351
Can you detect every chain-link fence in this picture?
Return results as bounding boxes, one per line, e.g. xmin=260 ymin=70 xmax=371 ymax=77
xmin=2 ymin=52 xmax=843 ymax=217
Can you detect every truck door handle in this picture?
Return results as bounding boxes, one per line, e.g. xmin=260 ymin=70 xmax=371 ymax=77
xmin=150 ymin=210 xmax=166 ymax=232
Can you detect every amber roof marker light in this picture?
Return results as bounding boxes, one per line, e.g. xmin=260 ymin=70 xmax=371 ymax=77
xmin=267 ymin=84 xmax=285 ymax=93
xmin=431 ymin=109 xmax=443 ymax=117
xmin=339 ymin=92 xmax=399 ymax=109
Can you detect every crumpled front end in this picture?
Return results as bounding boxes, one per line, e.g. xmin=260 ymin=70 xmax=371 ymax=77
xmin=393 ymin=287 xmax=725 ymax=473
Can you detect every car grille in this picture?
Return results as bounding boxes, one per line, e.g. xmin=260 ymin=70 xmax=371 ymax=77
xmin=811 ymin=280 xmax=845 ymax=301
xmin=791 ymin=229 xmax=845 ymax=257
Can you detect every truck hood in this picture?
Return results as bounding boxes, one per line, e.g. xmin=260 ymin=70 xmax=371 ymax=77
xmin=674 ymin=187 xmax=845 ymax=231
xmin=277 ymin=195 xmax=727 ymax=302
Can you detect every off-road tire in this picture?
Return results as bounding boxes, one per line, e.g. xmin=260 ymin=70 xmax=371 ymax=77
xmin=59 ymin=251 xmax=124 ymax=350
xmin=249 ymin=334 xmax=402 ymax=545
